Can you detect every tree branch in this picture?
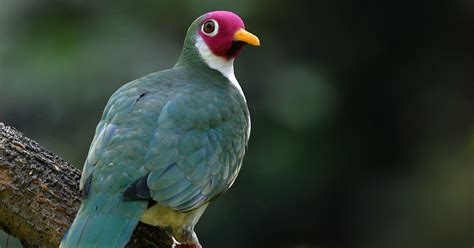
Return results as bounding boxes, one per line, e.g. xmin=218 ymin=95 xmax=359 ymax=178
xmin=0 ymin=123 xmax=173 ymax=248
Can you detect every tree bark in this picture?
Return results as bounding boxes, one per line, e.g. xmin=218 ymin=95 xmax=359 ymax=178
xmin=0 ymin=123 xmax=173 ymax=248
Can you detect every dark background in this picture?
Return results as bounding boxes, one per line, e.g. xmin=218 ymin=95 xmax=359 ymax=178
xmin=0 ymin=0 xmax=472 ymax=247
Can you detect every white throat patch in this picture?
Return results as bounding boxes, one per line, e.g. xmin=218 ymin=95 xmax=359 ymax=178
xmin=195 ymin=36 xmax=251 ymax=139
xmin=195 ymin=37 xmax=246 ymax=101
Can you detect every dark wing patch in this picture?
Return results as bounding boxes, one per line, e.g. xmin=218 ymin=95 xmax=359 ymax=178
xmin=81 ymin=174 xmax=93 ymax=199
xmin=130 ymin=92 xmax=148 ymax=111
xmin=123 ymin=173 xmax=151 ymax=201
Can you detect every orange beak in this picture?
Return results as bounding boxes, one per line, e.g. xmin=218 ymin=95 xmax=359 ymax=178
xmin=233 ymin=28 xmax=260 ymax=46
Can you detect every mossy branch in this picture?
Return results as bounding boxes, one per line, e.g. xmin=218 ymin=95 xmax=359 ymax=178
xmin=0 ymin=123 xmax=173 ymax=248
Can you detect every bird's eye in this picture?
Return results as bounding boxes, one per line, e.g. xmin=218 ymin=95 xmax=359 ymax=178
xmin=202 ymin=19 xmax=218 ymax=36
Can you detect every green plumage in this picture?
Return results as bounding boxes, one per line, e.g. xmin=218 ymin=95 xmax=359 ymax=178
xmin=61 ymin=13 xmax=249 ymax=248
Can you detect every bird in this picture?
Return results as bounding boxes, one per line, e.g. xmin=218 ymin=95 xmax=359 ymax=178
xmin=60 ymin=10 xmax=259 ymax=248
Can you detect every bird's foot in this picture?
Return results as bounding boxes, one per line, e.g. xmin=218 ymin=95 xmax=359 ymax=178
xmin=171 ymin=228 xmax=202 ymax=248
xmin=172 ymin=236 xmax=202 ymax=248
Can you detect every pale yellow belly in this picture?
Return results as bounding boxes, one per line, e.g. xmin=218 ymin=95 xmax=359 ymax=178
xmin=140 ymin=203 xmax=208 ymax=229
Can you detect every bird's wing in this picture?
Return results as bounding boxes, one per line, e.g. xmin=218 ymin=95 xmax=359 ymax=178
xmin=63 ymin=80 xmax=154 ymax=248
xmin=126 ymin=91 xmax=249 ymax=212
xmin=79 ymin=81 xmax=149 ymax=193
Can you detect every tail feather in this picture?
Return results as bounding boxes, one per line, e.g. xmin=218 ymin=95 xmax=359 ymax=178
xmin=61 ymin=192 xmax=147 ymax=248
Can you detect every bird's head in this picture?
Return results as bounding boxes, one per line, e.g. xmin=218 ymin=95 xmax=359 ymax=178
xmin=196 ymin=11 xmax=260 ymax=59
xmin=177 ymin=11 xmax=260 ymax=66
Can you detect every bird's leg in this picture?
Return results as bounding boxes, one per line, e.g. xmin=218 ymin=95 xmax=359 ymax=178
xmin=173 ymin=228 xmax=202 ymax=248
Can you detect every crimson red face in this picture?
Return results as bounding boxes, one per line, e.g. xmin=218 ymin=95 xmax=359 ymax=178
xmin=197 ymin=11 xmax=260 ymax=59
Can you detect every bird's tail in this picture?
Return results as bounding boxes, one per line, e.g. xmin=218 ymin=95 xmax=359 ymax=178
xmin=60 ymin=192 xmax=147 ymax=248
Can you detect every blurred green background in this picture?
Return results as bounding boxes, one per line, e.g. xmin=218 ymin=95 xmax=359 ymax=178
xmin=0 ymin=0 xmax=473 ymax=247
